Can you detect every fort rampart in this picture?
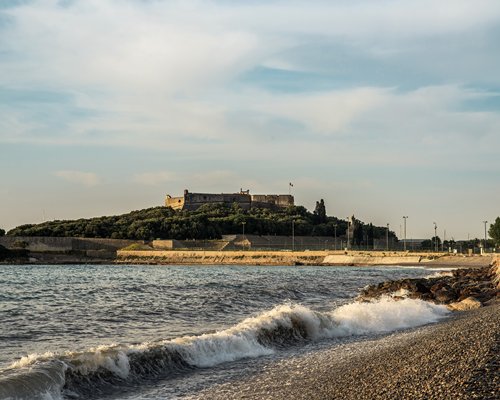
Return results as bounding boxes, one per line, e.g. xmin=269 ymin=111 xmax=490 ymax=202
xmin=165 ymin=189 xmax=294 ymax=211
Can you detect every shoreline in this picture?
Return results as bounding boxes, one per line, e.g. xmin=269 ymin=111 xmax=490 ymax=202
xmin=188 ymin=262 xmax=499 ymax=399
xmin=189 ymin=303 xmax=499 ymax=400
xmin=116 ymin=249 xmax=494 ymax=268
xmin=0 ymin=250 xmax=493 ymax=269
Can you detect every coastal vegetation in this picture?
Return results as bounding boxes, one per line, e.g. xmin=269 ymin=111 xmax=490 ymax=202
xmin=7 ymin=203 xmax=396 ymax=243
xmin=489 ymin=217 xmax=500 ymax=246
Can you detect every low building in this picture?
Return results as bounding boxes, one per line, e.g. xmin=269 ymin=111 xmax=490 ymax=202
xmin=165 ymin=189 xmax=294 ymax=211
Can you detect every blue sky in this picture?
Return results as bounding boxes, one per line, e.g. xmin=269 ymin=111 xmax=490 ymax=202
xmin=1 ymin=0 xmax=499 ymax=239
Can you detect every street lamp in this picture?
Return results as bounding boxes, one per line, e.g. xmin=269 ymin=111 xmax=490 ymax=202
xmin=403 ymin=216 xmax=408 ymax=251
xmin=433 ymin=222 xmax=437 ymax=252
xmin=242 ymin=221 xmax=246 ymax=250
xmin=346 ymin=217 xmax=350 ymax=250
xmin=386 ymin=223 xmax=390 ymax=251
xmin=333 ymin=224 xmax=337 ymax=251
xmin=483 ymin=220 xmax=488 ymax=253
xmin=292 ymin=219 xmax=295 ymax=252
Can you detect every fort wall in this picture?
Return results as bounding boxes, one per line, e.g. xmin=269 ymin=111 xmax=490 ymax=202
xmin=165 ymin=195 xmax=185 ymax=210
xmin=165 ymin=189 xmax=293 ymax=211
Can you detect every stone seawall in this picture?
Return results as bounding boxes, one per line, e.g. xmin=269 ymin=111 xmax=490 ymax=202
xmin=0 ymin=236 xmax=140 ymax=252
xmin=117 ymin=250 xmax=328 ymax=265
xmin=116 ymin=250 xmax=462 ymax=266
xmin=323 ymin=253 xmax=424 ymax=265
xmin=0 ymin=236 xmax=143 ymax=263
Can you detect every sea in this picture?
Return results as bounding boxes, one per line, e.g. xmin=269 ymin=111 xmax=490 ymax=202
xmin=0 ymin=264 xmax=451 ymax=400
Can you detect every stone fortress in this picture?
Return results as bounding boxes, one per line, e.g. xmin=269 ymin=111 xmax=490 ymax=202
xmin=165 ymin=189 xmax=294 ymax=211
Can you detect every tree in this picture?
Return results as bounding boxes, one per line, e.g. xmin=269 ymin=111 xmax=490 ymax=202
xmin=432 ymin=236 xmax=441 ymax=251
xmin=314 ymin=199 xmax=327 ymax=223
xmin=0 ymin=228 xmax=5 ymax=237
xmin=489 ymin=217 xmax=500 ymax=246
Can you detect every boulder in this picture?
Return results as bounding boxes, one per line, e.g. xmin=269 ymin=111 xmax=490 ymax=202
xmin=447 ymin=297 xmax=482 ymax=311
xmin=434 ymin=287 xmax=457 ymax=303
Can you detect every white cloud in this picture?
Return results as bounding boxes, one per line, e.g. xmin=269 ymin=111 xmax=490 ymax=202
xmin=0 ymin=0 xmax=263 ymax=93
xmin=133 ymin=171 xmax=177 ymax=186
xmin=1 ymin=0 xmax=500 ymax=237
xmin=54 ymin=170 xmax=100 ymax=186
xmin=253 ymin=87 xmax=390 ymax=135
xmin=1 ymin=0 xmax=499 ymax=152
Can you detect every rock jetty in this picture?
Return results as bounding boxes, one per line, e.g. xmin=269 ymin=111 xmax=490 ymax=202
xmin=357 ymin=265 xmax=499 ymax=309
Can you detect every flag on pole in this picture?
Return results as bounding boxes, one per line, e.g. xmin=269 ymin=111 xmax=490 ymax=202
xmin=289 ymin=182 xmax=293 ymax=187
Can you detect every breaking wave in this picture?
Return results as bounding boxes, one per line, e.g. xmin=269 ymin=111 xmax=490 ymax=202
xmin=0 ymin=298 xmax=449 ymax=400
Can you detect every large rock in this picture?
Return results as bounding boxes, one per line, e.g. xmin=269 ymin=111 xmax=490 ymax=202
xmin=447 ymin=297 xmax=482 ymax=311
xmin=357 ymin=266 xmax=498 ymax=306
xmin=433 ymin=287 xmax=456 ymax=303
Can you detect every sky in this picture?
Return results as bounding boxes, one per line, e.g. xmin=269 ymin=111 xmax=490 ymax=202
xmin=1 ymin=0 xmax=499 ymax=240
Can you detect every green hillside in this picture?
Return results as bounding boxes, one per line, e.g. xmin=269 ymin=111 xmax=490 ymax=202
xmin=7 ymin=203 xmax=396 ymax=244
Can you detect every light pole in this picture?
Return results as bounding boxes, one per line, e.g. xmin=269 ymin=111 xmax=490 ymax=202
xmin=292 ymin=219 xmax=295 ymax=252
xmin=403 ymin=216 xmax=408 ymax=251
xmin=386 ymin=223 xmax=390 ymax=251
xmin=346 ymin=217 xmax=350 ymax=250
xmin=483 ymin=220 xmax=488 ymax=253
xmin=433 ymin=222 xmax=437 ymax=252
xmin=242 ymin=221 xmax=246 ymax=250
xmin=334 ymin=224 xmax=337 ymax=251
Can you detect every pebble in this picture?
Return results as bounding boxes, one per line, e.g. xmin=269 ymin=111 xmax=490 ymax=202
xmin=188 ymin=304 xmax=499 ymax=400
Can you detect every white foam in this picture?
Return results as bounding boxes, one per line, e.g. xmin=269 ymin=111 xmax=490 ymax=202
xmin=329 ymin=297 xmax=449 ymax=336
xmin=424 ymin=271 xmax=454 ymax=279
xmin=143 ymin=299 xmax=448 ymax=368
xmin=7 ymin=345 xmax=130 ymax=381
xmin=170 ymin=331 xmax=273 ymax=368
xmin=9 ymin=352 xmax=56 ymax=369
xmin=390 ymin=288 xmax=410 ymax=298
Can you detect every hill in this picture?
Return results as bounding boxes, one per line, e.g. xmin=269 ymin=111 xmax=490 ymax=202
xmin=7 ymin=204 xmax=395 ymax=243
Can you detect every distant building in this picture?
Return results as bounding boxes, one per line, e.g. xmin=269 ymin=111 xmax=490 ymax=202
xmin=165 ymin=189 xmax=294 ymax=211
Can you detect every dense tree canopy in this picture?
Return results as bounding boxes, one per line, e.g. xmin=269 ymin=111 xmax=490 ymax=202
xmin=7 ymin=204 xmax=396 ymax=242
xmin=421 ymin=236 xmax=441 ymax=251
xmin=0 ymin=228 xmax=5 ymax=237
xmin=489 ymin=217 xmax=500 ymax=246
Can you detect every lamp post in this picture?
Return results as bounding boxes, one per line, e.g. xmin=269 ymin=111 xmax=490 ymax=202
xmin=483 ymin=220 xmax=488 ymax=253
xmin=403 ymin=216 xmax=408 ymax=251
xmin=346 ymin=217 xmax=350 ymax=250
xmin=433 ymin=222 xmax=437 ymax=252
xmin=292 ymin=219 xmax=295 ymax=252
xmin=242 ymin=221 xmax=246 ymax=250
xmin=334 ymin=224 xmax=337 ymax=251
xmin=386 ymin=223 xmax=390 ymax=251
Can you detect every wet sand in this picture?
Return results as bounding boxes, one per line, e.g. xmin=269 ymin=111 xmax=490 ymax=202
xmin=191 ymin=303 xmax=499 ymax=400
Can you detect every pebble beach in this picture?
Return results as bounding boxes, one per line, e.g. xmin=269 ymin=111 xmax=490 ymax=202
xmin=191 ymin=298 xmax=499 ymax=400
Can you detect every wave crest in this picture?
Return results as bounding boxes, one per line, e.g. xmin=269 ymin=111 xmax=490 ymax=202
xmin=1 ymin=298 xmax=449 ymax=399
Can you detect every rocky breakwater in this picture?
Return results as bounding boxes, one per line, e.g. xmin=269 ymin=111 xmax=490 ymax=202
xmin=358 ymin=265 xmax=499 ymax=311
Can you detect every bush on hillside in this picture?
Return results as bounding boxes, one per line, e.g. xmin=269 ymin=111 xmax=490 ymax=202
xmin=7 ymin=204 xmax=396 ymax=243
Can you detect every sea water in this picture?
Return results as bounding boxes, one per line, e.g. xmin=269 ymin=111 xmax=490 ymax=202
xmin=0 ymin=264 xmax=449 ymax=399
